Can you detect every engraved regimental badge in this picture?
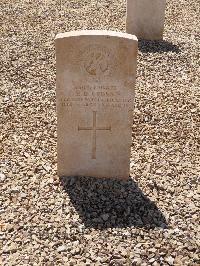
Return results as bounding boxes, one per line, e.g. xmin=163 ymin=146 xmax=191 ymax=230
xmin=81 ymin=45 xmax=115 ymax=79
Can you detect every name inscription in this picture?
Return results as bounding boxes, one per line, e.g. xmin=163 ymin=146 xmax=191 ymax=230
xmin=60 ymin=85 xmax=133 ymax=109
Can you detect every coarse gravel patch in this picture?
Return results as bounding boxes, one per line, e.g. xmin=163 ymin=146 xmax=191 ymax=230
xmin=0 ymin=0 xmax=199 ymax=265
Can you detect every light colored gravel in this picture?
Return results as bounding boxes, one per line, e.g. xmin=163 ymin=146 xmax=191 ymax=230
xmin=0 ymin=0 xmax=199 ymax=265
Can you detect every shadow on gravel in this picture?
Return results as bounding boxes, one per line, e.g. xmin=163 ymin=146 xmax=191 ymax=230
xmin=139 ymin=39 xmax=181 ymax=54
xmin=61 ymin=176 xmax=167 ymax=230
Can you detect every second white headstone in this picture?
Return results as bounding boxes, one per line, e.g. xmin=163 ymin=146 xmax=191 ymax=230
xmin=126 ymin=0 xmax=166 ymax=40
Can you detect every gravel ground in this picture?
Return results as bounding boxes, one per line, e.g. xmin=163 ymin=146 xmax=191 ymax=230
xmin=0 ymin=0 xmax=199 ymax=265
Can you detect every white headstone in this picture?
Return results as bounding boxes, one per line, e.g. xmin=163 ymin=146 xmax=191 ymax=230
xmin=56 ymin=30 xmax=138 ymax=179
xmin=126 ymin=0 xmax=166 ymax=40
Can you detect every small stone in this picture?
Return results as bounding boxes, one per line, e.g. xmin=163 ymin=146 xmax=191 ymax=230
xmin=101 ymin=214 xmax=110 ymax=221
xmin=152 ymin=262 xmax=160 ymax=266
xmin=0 ymin=173 xmax=6 ymax=181
xmin=165 ymin=256 xmax=174 ymax=265
xmin=149 ymin=258 xmax=155 ymax=263
xmin=20 ymin=192 xmax=27 ymax=198
xmin=11 ymin=186 xmax=21 ymax=193
xmin=24 ymin=152 xmax=30 ymax=158
xmin=57 ymin=245 xmax=67 ymax=252
xmin=71 ymin=247 xmax=81 ymax=255
xmin=3 ymin=243 xmax=18 ymax=253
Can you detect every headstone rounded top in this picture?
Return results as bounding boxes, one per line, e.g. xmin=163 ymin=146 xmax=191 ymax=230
xmin=56 ymin=30 xmax=138 ymax=42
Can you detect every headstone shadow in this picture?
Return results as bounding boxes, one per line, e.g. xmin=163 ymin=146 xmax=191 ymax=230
xmin=139 ymin=39 xmax=181 ymax=54
xmin=61 ymin=176 xmax=167 ymax=230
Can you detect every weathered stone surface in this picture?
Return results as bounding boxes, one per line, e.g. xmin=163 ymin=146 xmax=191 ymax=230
xmin=56 ymin=30 xmax=138 ymax=179
xmin=126 ymin=0 xmax=166 ymax=40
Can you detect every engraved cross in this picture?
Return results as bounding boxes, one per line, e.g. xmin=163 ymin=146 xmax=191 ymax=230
xmin=78 ymin=111 xmax=111 ymax=159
